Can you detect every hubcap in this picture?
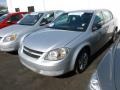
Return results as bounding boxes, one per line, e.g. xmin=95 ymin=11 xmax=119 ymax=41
xmin=79 ymin=52 xmax=88 ymax=70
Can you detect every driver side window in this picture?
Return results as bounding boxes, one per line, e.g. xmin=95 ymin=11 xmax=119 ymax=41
xmin=9 ymin=14 xmax=21 ymax=22
xmin=92 ymin=12 xmax=104 ymax=31
xmin=93 ymin=12 xmax=104 ymax=25
xmin=40 ymin=12 xmax=55 ymax=25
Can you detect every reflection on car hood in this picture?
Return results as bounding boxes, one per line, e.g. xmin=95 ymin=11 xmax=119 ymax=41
xmin=114 ymin=42 xmax=120 ymax=90
xmin=0 ymin=24 xmax=32 ymax=37
xmin=97 ymin=40 xmax=119 ymax=90
xmin=23 ymin=28 xmax=83 ymax=52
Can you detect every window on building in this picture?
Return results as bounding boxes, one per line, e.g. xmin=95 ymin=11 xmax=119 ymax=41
xmin=15 ymin=8 xmax=20 ymax=12
xmin=28 ymin=6 xmax=34 ymax=12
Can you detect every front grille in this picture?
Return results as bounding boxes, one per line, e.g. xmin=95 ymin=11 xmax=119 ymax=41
xmin=23 ymin=50 xmax=40 ymax=58
xmin=24 ymin=46 xmax=43 ymax=54
xmin=23 ymin=46 xmax=43 ymax=59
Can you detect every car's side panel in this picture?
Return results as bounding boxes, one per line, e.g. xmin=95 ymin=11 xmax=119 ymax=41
xmin=65 ymin=31 xmax=93 ymax=71
xmin=114 ymin=44 xmax=120 ymax=90
xmin=91 ymin=27 xmax=106 ymax=52
xmin=102 ymin=11 xmax=116 ymax=43
xmin=97 ymin=49 xmax=116 ymax=90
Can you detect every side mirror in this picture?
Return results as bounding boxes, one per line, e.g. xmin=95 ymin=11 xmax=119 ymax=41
xmin=92 ymin=23 xmax=102 ymax=31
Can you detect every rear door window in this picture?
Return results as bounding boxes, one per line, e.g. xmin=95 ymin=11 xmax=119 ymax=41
xmin=93 ymin=11 xmax=104 ymax=25
xmin=102 ymin=11 xmax=113 ymax=23
xmin=9 ymin=14 xmax=21 ymax=22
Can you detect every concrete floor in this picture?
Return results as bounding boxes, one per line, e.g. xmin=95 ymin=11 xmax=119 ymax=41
xmin=0 ymin=41 xmax=113 ymax=90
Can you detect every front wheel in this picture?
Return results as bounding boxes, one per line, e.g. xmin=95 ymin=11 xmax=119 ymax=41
xmin=75 ymin=49 xmax=90 ymax=73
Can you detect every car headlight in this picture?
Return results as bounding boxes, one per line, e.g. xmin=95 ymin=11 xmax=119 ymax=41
xmin=88 ymin=71 xmax=101 ymax=90
xmin=3 ymin=34 xmax=17 ymax=42
xmin=45 ymin=48 xmax=69 ymax=61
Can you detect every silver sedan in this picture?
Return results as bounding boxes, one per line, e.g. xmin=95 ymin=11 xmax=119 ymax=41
xmin=0 ymin=10 xmax=64 ymax=52
xmin=19 ymin=9 xmax=118 ymax=76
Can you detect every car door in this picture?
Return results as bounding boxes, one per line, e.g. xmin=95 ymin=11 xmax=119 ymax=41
xmin=102 ymin=10 xmax=115 ymax=42
xmin=7 ymin=14 xmax=22 ymax=26
xmin=91 ymin=11 xmax=106 ymax=52
xmin=114 ymin=43 xmax=120 ymax=90
xmin=0 ymin=14 xmax=9 ymax=28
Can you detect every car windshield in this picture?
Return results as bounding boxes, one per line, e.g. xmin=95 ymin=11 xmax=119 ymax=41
xmin=49 ymin=12 xmax=93 ymax=31
xmin=18 ymin=13 xmax=43 ymax=25
xmin=0 ymin=14 xmax=8 ymax=22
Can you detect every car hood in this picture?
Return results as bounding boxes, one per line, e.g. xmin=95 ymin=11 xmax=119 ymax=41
xmin=23 ymin=28 xmax=83 ymax=52
xmin=0 ymin=24 xmax=33 ymax=37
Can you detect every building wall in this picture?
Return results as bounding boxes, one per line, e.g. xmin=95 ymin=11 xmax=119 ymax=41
xmin=6 ymin=0 xmax=45 ymax=12
xmin=6 ymin=0 xmax=120 ymax=27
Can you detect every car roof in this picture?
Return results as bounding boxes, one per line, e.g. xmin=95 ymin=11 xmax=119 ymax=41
xmin=66 ymin=9 xmax=111 ymax=13
xmin=34 ymin=10 xmax=64 ymax=14
xmin=8 ymin=12 xmax=27 ymax=15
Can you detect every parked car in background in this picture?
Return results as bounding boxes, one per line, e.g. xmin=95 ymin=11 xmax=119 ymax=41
xmin=0 ymin=9 xmax=8 ymax=17
xmin=0 ymin=10 xmax=64 ymax=52
xmin=18 ymin=9 xmax=118 ymax=76
xmin=0 ymin=12 xmax=7 ymax=17
xmin=0 ymin=12 xmax=27 ymax=29
xmin=88 ymin=37 xmax=120 ymax=90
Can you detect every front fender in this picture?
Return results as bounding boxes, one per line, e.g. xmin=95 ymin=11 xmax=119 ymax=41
xmin=18 ymin=33 xmax=31 ymax=48
xmin=69 ymin=42 xmax=91 ymax=71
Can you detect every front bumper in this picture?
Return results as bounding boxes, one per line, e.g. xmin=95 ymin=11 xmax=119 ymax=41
xmin=0 ymin=41 xmax=18 ymax=52
xmin=18 ymin=49 xmax=70 ymax=76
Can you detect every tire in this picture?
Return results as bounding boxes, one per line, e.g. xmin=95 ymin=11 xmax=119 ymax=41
xmin=111 ymin=29 xmax=117 ymax=43
xmin=75 ymin=49 xmax=90 ymax=73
